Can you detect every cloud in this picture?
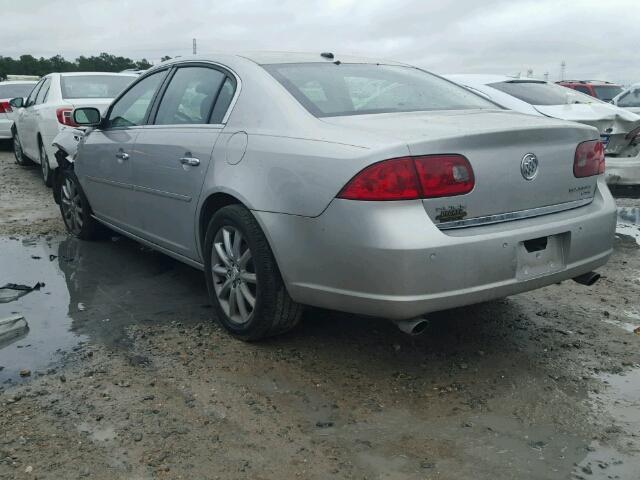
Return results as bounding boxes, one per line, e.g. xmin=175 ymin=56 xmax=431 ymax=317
xmin=2 ymin=0 xmax=638 ymax=84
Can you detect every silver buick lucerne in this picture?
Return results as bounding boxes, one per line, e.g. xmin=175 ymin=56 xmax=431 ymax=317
xmin=55 ymin=52 xmax=616 ymax=340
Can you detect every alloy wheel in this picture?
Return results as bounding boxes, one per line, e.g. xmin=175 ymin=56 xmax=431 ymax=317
xmin=60 ymin=177 xmax=84 ymax=235
xmin=210 ymin=225 xmax=257 ymax=325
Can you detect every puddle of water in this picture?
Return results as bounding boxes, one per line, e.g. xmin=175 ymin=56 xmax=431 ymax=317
xmin=616 ymin=207 xmax=640 ymax=246
xmin=0 ymin=235 xmax=210 ymax=383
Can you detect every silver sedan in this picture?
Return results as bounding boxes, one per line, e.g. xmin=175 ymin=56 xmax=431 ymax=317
xmin=55 ymin=52 xmax=616 ymax=340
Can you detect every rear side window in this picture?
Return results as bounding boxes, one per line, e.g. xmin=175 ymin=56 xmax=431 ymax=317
xmin=489 ymin=81 xmax=593 ymax=106
xmin=155 ymin=67 xmax=226 ymax=125
xmin=61 ymin=75 xmax=135 ymax=99
xmin=0 ymin=83 xmax=37 ymax=99
xmin=108 ymin=71 xmax=167 ymax=128
xmin=210 ymin=77 xmax=236 ymax=124
xmin=264 ymin=63 xmax=495 ymax=117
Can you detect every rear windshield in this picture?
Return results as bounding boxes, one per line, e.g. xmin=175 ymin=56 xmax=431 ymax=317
xmin=593 ymin=85 xmax=622 ymax=102
xmin=60 ymin=75 xmax=135 ymax=99
xmin=0 ymin=83 xmax=36 ymax=99
xmin=489 ymin=80 xmax=601 ymax=106
xmin=264 ymin=63 xmax=496 ymax=117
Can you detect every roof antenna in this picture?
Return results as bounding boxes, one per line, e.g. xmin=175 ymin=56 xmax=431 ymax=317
xmin=320 ymin=52 xmax=334 ymax=59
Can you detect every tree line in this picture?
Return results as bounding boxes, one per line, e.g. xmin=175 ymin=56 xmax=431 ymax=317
xmin=0 ymin=53 xmax=172 ymax=80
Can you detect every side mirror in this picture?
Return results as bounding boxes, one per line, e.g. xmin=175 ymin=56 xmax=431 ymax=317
xmin=9 ymin=97 xmax=24 ymax=108
xmin=73 ymin=107 xmax=101 ymax=127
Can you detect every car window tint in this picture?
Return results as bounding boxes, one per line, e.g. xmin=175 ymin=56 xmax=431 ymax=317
xmin=210 ymin=77 xmax=236 ymax=124
xmin=264 ymin=63 xmax=495 ymax=117
xmin=593 ymin=85 xmax=623 ymax=102
xmin=35 ymin=78 xmax=51 ymax=105
xmin=618 ymin=89 xmax=640 ymax=108
xmin=0 ymin=83 xmax=37 ymax=99
xmin=26 ymin=80 xmax=44 ymax=106
xmin=489 ymin=81 xmax=598 ymax=106
xmin=155 ymin=67 xmax=226 ymax=125
xmin=108 ymin=71 xmax=167 ymax=128
xmin=573 ymin=86 xmax=591 ymax=95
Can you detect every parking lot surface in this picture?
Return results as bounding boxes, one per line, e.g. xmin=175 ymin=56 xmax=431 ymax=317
xmin=0 ymin=145 xmax=639 ymax=479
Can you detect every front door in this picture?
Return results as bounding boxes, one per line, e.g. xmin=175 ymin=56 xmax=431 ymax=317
xmin=129 ymin=65 xmax=235 ymax=260
xmin=75 ymin=69 xmax=169 ymax=231
xmin=16 ymin=78 xmax=44 ymax=158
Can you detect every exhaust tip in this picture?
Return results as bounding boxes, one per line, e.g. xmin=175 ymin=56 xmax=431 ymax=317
xmin=573 ymin=271 xmax=601 ymax=286
xmin=394 ymin=318 xmax=429 ymax=336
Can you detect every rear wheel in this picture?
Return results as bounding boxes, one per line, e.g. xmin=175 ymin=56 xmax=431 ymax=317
xmin=58 ymin=169 xmax=102 ymax=240
xmin=13 ymin=131 xmax=32 ymax=166
xmin=204 ymin=205 xmax=302 ymax=340
xmin=39 ymin=141 xmax=53 ymax=187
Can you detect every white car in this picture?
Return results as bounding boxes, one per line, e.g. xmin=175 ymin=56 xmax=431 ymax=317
xmin=0 ymin=80 xmax=38 ymax=140
xmin=447 ymin=75 xmax=640 ymax=186
xmin=9 ymin=72 xmax=136 ymax=186
xmin=612 ymin=83 xmax=640 ymax=115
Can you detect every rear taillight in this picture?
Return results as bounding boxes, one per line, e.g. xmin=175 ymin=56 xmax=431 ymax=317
xmin=56 ymin=107 xmax=79 ymax=127
xmin=337 ymin=154 xmax=475 ymax=201
xmin=573 ymin=140 xmax=605 ymax=178
xmin=0 ymin=101 xmax=11 ymax=114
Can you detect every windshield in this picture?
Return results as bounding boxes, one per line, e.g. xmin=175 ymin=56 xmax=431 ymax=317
xmin=593 ymin=85 xmax=622 ymax=102
xmin=489 ymin=80 xmax=602 ymax=106
xmin=0 ymin=83 xmax=36 ymax=99
xmin=264 ymin=63 xmax=497 ymax=117
xmin=60 ymin=75 xmax=135 ymax=99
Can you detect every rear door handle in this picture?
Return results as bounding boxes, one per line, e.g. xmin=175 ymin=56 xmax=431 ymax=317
xmin=115 ymin=152 xmax=129 ymax=161
xmin=180 ymin=157 xmax=200 ymax=166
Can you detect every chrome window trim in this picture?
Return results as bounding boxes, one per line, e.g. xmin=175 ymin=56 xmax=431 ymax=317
xmin=436 ymin=198 xmax=594 ymax=230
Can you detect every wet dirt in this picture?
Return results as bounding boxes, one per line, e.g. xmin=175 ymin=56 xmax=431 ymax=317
xmin=1 ymin=146 xmax=640 ymax=479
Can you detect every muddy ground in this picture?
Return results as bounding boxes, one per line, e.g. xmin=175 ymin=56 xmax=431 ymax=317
xmin=0 ymin=144 xmax=639 ymax=480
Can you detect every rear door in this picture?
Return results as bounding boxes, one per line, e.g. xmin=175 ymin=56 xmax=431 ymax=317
xmin=76 ymin=69 xmax=169 ymax=231
xmin=129 ymin=64 xmax=236 ymax=260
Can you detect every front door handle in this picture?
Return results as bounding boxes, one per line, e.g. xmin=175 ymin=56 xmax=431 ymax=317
xmin=115 ymin=152 xmax=129 ymax=161
xmin=180 ymin=157 xmax=200 ymax=166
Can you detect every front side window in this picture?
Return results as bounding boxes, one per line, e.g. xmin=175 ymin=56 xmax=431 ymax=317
xmin=61 ymin=75 xmax=135 ymax=99
xmin=618 ymin=89 xmax=640 ymax=108
xmin=25 ymin=79 xmax=44 ymax=107
xmin=0 ymin=83 xmax=37 ymax=99
xmin=35 ymin=78 xmax=51 ymax=105
xmin=108 ymin=71 xmax=167 ymax=128
xmin=264 ymin=63 xmax=496 ymax=117
xmin=490 ymin=81 xmax=599 ymax=106
xmin=154 ymin=67 xmax=226 ymax=125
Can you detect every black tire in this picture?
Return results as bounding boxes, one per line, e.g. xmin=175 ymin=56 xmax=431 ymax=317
xmin=39 ymin=140 xmax=53 ymax=187
xmin=13 ymin=131 xmax=32 ymax=166
xmin=57 ymin=168 xmax=103 ymax=240
xmin=204 ymin=204 xmax=302 ymax=341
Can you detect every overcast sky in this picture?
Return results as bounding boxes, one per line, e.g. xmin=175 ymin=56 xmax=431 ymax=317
xmin=2 ymin=0 xmax=638 ymax=84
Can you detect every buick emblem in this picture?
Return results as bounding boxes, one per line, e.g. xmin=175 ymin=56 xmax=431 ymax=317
xmin=520 ymin=153 xmax=539 ymax=180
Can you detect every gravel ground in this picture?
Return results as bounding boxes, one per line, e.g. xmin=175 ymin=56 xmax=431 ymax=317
xmin=0 ymin=144 xmax=639 ymax=479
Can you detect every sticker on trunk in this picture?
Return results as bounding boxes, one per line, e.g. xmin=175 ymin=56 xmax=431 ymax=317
xmin=435 ymin=204 xmax=468 ymax=223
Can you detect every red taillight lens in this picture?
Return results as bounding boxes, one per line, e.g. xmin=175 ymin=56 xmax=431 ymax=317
xmin=0 ymin=101 xmax=11 ymax=114
xmin=337 ymin=154 xmax=475 ymax=201
xmin=414 ymin=155 xmax=475 ymax=198
xmin=574 ymin=140 xmax=605 ymax=178
xmin=56 ymin=107 xmax=78 ymax=127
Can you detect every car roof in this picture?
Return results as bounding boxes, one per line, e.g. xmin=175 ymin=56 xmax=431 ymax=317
xmin=559 ymin=80 xmax=620 ymax=86
xmin=445 ymin=74 xmax=521 ymax=85
xmin=159 ymin=51 xmax=409 ymax=67
xmin=56 ymin=72 xmax=139 ymax=78
xmin=0 ymin=80 xmax=38 ymax=85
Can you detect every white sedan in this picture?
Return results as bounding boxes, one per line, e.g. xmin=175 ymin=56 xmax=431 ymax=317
xmin=612 ymin=83 xmax=640 ymax=115
xmin=10 ymin=72 xmax=136 ymax=186
xmin=447 ymin=75 xmax=640 ymax=185
xmin=0 ymin=80 xmax=37 ymax=140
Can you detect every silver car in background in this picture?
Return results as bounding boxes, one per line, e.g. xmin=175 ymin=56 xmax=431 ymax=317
xmin=57 ymin=53 xmax=616 ymax=340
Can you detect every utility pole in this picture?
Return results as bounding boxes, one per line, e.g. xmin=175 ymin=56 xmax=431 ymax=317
xmin=544 ymin=72 xmax=549 ymax=82
xmin=193 ymin=38 xmax=197 ymax=55
xmin=560 ymin=60 xmax=566 ymax=81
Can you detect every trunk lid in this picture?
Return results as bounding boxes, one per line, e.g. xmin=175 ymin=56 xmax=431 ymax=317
xmin=532 ymin=103 xmax=640 ymax=156
xmin=67 ymin=98 xmax=113 ymax=115
xmin=322 ymin=110 xmax=600 ymax=228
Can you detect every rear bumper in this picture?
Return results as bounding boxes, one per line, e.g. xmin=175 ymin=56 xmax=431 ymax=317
xmin=255 ymin=179 xmax=616 ymax=320
xmin=605 ymin=154 xmax=640 ymax=185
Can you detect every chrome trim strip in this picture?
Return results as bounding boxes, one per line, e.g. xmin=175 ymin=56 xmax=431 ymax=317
xmin=437 ymin=198 xmax=594 ymax=230
xmin=86 ymin=175 xmax=191 ymax=202
xmin=86 ymin=175 xmax=134 ymax=191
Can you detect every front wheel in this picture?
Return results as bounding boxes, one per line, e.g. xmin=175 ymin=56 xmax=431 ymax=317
xmin=39 ymin=142 xmax=53 ymax=187
xmin=58 ymin=169 xmax=103 ymax=240
xmin=204 ymin=205 xmax=302 ymax=341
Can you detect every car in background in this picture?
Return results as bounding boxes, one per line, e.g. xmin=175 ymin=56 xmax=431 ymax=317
xmin=0 ymin=80 xmax=38 ymax=140
xmin=446 ymin=75 xmax=640 ymax=185
xmin=557 ymin=80 xmax=623 ymax=103
xmin=51 ymin=53 xmax=615 ymax=340
xmin=9 ymin=72 xmax=137 ymax=186
xmin=612 ymin=83 xmax=640 ymax=114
